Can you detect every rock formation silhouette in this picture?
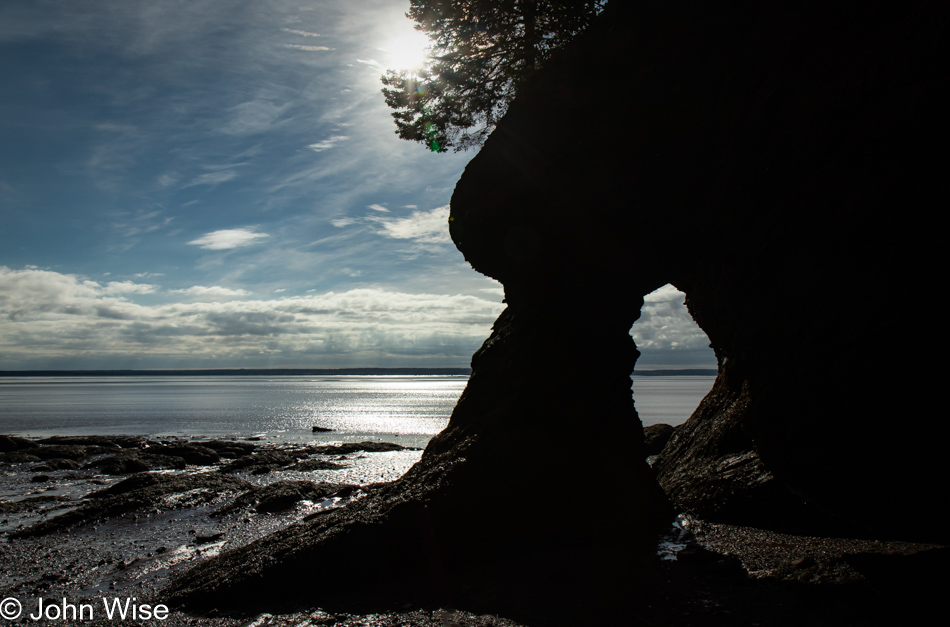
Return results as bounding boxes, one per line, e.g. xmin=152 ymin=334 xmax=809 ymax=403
xmin=164 ymin=1 xmax=947 ymax=622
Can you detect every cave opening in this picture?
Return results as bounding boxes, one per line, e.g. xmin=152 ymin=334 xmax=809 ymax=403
xmin=629 ymin=283 xmax=717 ymax=429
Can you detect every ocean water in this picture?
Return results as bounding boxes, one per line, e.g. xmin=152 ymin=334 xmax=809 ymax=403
xmin=632 ymin=376 xmax=715 ymax=427
xmin=0 ymin=374 xmax=714 ymax=443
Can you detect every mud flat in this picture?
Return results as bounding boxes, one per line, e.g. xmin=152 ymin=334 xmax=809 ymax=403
xmin=2 ymin=434 xmax=947 ymax=626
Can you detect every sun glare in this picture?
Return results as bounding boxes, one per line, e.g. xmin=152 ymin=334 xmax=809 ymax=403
xmin=382 ymin=28 xmax=430 ymax=72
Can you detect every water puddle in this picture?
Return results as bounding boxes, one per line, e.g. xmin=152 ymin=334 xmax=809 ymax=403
xmin=657 ymin=514 xmax=693 ymax=561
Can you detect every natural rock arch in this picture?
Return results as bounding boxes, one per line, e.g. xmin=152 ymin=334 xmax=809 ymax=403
xmin=445 ymin=0 xmax=946 ymax=540
xmin=164 ymin=1 xmax=947 ymax=623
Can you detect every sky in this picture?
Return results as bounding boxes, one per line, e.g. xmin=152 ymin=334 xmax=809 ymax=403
xmin=0 ymin=0 xmax=715 ymax=371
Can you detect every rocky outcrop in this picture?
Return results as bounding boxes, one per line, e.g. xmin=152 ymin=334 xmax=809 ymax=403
xmin=11 ymin=472 xmax=252 ymax=538
xmin=164 ymin=0 xmax=946 ymax=622
xmin=212 ymin=480 xmax=357 ymax=516
xmin=452 ymin=0 xmax=947 ymax=539
xmin=0 ymin=435 xmax=39 ymax=452
xmin=652 ymin=360 xmax=842 ymax=534
xmin=643 ymin=424 xmax=676 ymax=456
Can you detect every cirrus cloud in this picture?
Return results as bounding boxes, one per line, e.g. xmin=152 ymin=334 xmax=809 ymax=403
xmin=187 ymin=228 xmax=269 ymax=250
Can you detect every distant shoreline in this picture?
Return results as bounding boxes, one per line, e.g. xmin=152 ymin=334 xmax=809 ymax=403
xmin=0 ymin=367 xmax=717 ymax=377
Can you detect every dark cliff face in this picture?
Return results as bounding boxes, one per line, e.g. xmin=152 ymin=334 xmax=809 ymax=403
xmin=450 ymin=0 xmax=947 ymax=540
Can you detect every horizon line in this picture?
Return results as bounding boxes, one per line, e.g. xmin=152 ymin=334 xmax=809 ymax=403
xmin=0 ymin=367 xmax=717 ymax=377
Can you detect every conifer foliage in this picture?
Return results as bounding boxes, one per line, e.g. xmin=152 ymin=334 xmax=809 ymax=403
xmin=381 ymin=1 xmax=606 ymax=152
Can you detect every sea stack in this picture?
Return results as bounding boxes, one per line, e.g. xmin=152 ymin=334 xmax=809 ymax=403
xmin=163 ymin=1 xmax=947 ymax=622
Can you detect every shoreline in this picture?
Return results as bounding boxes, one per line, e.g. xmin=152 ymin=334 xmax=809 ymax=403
xmin=2 ymin=434 xmax=946 ymax=626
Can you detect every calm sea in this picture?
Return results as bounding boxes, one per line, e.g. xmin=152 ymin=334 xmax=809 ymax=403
xmin=0 ymin=375 xmax=714 ymax=443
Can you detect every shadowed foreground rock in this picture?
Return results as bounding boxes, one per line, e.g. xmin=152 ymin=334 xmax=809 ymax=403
xmin=164 ymin=302 xmax=666 ymax=624
xmin=165 ymin=1 xmax=947 ymax=622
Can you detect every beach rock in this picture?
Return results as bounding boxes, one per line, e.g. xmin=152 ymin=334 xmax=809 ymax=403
xmin=653 ymin=368 xmax=837 ymax=532
xmin=287 ymin=458 xmax=349 ymax=471
xmin=91 ymin=453 xmax=153 ymax=475
xmin=0 ymin=451 xmax=42 ymax=464
xmin=11 ymin=472 xmax=251 ymax=538
xmin=0 ymin=495 xmax=71 ymax=514
xmin=643 ymin=424 xmax=676 ymax=456
xmin=200 ymin=440 xmax=257 ymax=458
xmin=253 ymin=481 xmax=350 ymax=513
xmin=146 ymin=443 xmax=220 ymax=465
xmin=0 ymin=435 xmax=38 ymax=451
xmin=84 ymin=449 xmax=222 ymax=474
xmin=310 ymin=441 xmax=415 ymax=455
xmin=30 ymin=444 xmax=108 ymax=461
xmin=90 ymin=472 xmax=161 ymax=497
xmin=218 ymin=442 xmax=406 ymax=475
xmin=218 ymin=450 xmax=300 ymax=474
xmin=213 ymin=480 xmax=357 ymax=516
xmin=35 ymin=458 xmax=81 ymax=471
xmin=36 ymin=435 xmax=145 ymax=448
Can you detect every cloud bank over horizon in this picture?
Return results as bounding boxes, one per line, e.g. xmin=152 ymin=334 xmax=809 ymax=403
xmin=1 ymin=266 xmax=712 ymax=371
xmin=0 ymin=266 xmax=502 ymax=370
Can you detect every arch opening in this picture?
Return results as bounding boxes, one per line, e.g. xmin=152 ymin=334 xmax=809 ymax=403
xmin=630 ymin=284 xmax=716 ymax=428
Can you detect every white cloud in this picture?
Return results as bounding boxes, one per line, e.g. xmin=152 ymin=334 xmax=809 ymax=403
xmin=102 ymin=281 xmax=158 ymax=295
xmin=370 ymin=205 xmax=451 ymax=244
xmin=187 ymin=228 xmax=269 ymax=250
xmin=644 ymin=283 xmax=687 ymax=303
xmin=0 ymin=266 xmax=501 ymax=368
xmin=632 ymin=284 xmax=709 ymax=351
xmin=307 ymin=135 xmax=349 ymax=152
xmin=170 ymin=286 xmax=251 ymax=297
xmin=368 ymin=204 xmax=389 ymax=212
xmin=286 ymin=44 xmax=330 ymax=51
xmin=282 ymin=29 xmax=321 ymax=38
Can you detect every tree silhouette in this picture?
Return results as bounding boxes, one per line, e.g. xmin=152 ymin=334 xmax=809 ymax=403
xmin=381 ymin=0 xmax=606 ymax=152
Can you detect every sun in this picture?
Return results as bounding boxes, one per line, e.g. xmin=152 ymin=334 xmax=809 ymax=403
xmin=381 ymin=28 xmax=430 ymax=72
